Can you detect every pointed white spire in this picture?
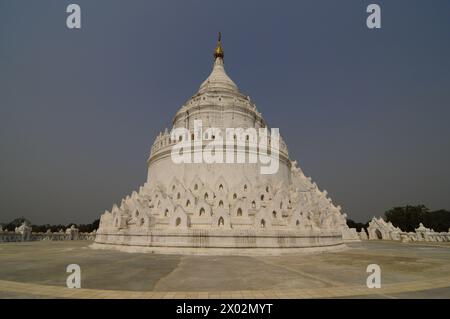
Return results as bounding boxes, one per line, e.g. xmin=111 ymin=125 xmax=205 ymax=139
xmin=198 ymin=33 xmax=239 ymax=94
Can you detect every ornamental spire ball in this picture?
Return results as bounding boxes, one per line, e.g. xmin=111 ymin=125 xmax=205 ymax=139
xmin=214 ymin=32 xmax=224 ymax=60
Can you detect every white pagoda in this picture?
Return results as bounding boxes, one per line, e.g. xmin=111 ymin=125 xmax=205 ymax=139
xmin=93 ymin=34 xmax=358 ymax=255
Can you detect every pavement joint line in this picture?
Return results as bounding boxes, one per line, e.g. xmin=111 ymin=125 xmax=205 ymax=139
xmin=253 ymin=256 xmax=344 ymax=287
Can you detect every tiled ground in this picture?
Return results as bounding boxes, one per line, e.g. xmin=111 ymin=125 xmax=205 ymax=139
xmin=1 ymin=241 xmax=450 ymax=298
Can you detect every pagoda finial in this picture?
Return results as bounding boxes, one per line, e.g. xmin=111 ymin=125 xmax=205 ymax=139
xmin=214 ymin=32 xmax=224 ymax=60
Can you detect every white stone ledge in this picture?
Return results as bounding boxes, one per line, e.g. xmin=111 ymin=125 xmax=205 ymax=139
xmin=90 ymin=242 xmax=347 ymax=256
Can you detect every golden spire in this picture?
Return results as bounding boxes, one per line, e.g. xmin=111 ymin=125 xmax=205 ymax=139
xmin=214 ymin=32 xmax=224 ymax=60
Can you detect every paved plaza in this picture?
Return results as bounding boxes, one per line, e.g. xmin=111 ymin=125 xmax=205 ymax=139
xmin=1 ymin=241 xmax=450 ymax=298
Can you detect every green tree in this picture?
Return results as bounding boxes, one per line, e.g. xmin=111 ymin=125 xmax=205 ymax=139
xmin=423 ymin=209 xmax=450 ymax=232
xmin=385 ymin=205 xmax=429 ymax=232
xmin=384 ymin=205 xmax=450 ymax=232
xmin=346 ymin=219 xmax=369 ymax=232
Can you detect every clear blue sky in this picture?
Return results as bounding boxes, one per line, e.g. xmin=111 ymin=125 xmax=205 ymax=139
xmin=1 ymin=0 xmax=450 ymax=224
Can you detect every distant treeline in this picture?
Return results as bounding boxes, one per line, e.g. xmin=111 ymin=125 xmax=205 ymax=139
xmin=347 ymin=205 xmax=450 ymax=233
xmin=346 ymin=219 xmax=369 ymax=232
xmin=0 ymin=217 xmax=100 ymax=233
xmin=2 ymin=205 xmax=449 ymax=234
